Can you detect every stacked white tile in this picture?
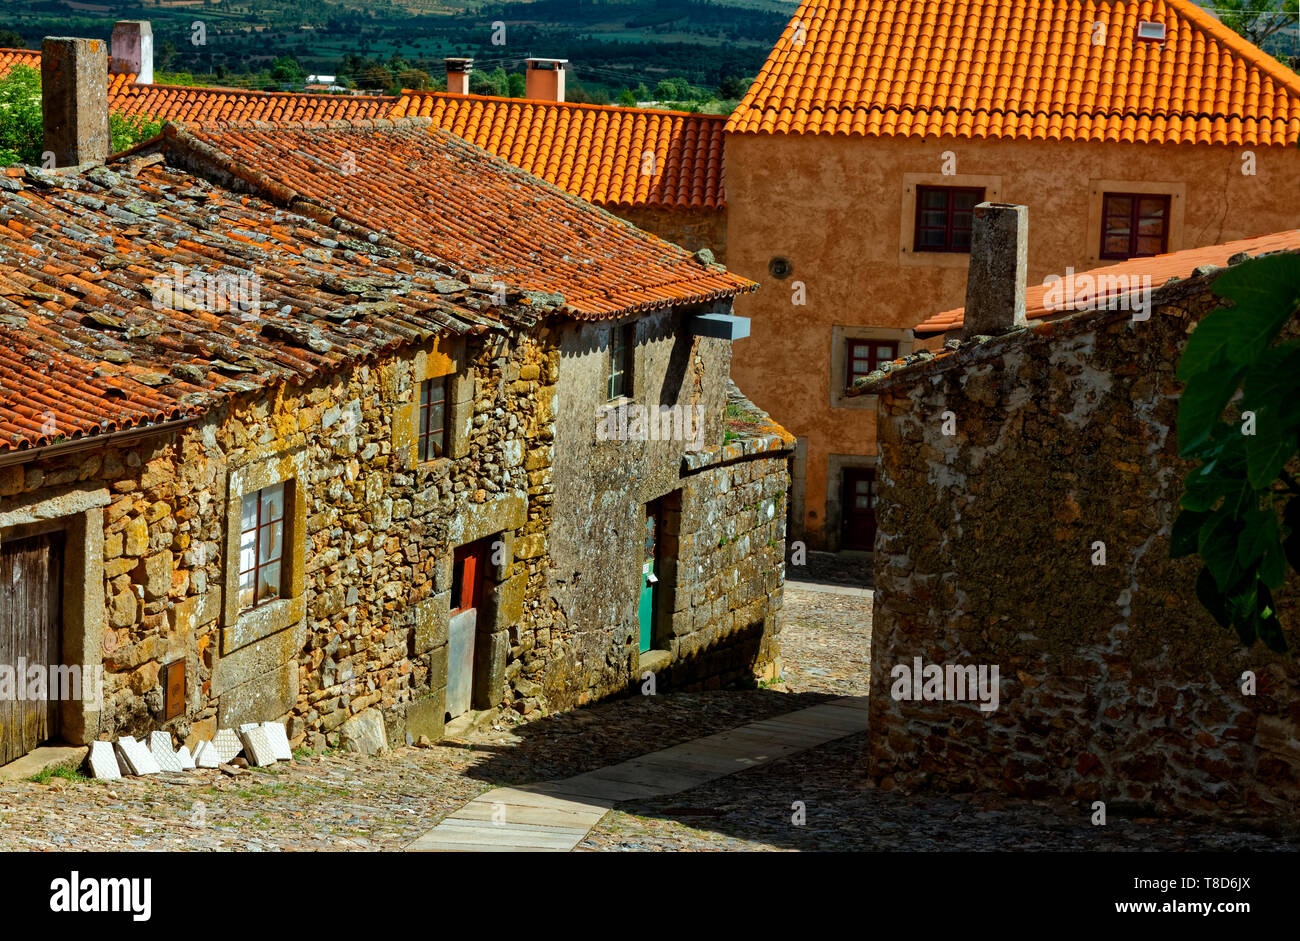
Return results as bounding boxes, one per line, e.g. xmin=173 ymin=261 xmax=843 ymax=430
xmin=176 ymin=745 xmax=196 ymax=770
xmin=149 ymin=731 xmax=183 ymax=773
xmin=194 ymin=741 xmax=219 ymax=768
xmin=240 ymin=726 xmax=277 ymax=767
xmin=115 ymin=736 xmax=161 ymax=775
xmin=211 ymin=729 xmax=242 ymax=764
xmin=261 ymin=721 xmax=293 ymax=761
xmin=88 ymin=741 xmax=121 ymax=780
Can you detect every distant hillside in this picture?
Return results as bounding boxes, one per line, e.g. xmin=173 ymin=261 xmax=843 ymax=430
xmin=0 ymin=0 xmax=798 ymax=96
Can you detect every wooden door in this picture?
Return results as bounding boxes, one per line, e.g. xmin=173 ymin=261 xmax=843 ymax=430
xmin=639 ymin=508 xmax=657 ymax=653
xmin=840 ymin=469 xmax=878 ymax=551
xmin=0 ymin=532 xmax=63 ymax=764
xmin=446 ymin=541 xmax=484 ymax=720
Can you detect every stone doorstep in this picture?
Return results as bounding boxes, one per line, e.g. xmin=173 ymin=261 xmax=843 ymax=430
xmin=497 ymin=786 xmax=611 ymax=813
xmin=409 ymin=838 xmax=563 ymax=853
xmin=0 ymin=745 xmax=89 ymax=782
xmin=533 ymin=775 xmax=666 ymax=802
xmin=443 ymin=707 xmax=500 ymax=739
xmin=436 ymin=817 xmax=591 ymax=838
xmin=585 ymin=761 xmax=722 ymax=791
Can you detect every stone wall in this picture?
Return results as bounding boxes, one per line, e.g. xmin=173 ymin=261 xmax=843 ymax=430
xmin=0 ymin=330 xmax=549 ymax=753
xmin=0 ymin=307 xmax=794 ymax=757
xmin=611 ymin=206 xmax=728 ymax=265
xmin=863 ymin=274 xmax=1300 ymax=826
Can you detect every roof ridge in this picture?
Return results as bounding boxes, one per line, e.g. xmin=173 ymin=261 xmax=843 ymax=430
xmin=400 ymin=90 xmax=728 ymax=121
xmin=176 ymin=116 xmax=432 ymax=132
xmin=1168 ymin=0 xmax=1300 ymax=101
xmin=120 ymin=80 xmax=399 ymax=103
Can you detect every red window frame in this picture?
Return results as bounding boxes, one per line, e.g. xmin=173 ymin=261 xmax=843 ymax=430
xmin=914 ymin=185 xmax=984 ymax=253
xmin=846 ymin=339 xmax=898 ymax=388
xmin=238 ymin=483 xmax=285 ymax=612
xmin=1100 ymin=192 xmax=1170 ymax=260
xmin=418 ymin=377 xmax=447 ymax=462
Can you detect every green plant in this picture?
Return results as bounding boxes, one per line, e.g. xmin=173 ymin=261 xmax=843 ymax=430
xmin=1173 ymin=253 xmax=1300 ymax=651
xmin=26 ymin=762 xmax=87 ymax=784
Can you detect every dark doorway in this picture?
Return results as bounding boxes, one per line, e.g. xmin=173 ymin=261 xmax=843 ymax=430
xmin=840 ymin=468 xmax=878 ymax=551
xmin=0 ymin=531 xmax=64 ymax=764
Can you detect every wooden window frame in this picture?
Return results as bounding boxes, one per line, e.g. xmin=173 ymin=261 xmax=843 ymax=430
xmin=1099 ymin=192 xmax=1171 ymax=260
xmin=418 ymin=377 xmax=448 ymax=462
xmin=845 ymin=338 xmax=898 ymax=389
xmin=607 ymin=323 xmax=634 ymax=401
xmin=913 ymin=185 xmax=985 ymax=254
xmin=238 ymin=482 xmax=286 ymax=613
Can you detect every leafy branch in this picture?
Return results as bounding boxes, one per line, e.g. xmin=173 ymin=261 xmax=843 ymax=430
xmin=1173 ymin=253 xmax=1300 ymax=652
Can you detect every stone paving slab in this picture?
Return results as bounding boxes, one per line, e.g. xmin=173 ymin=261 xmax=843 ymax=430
xmin=406 ymin=696 xmax=869 ymax=852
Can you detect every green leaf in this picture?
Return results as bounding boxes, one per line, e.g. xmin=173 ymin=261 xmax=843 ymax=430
xmin=1198 ymin=510 xmax=1241 ymax=591
xmin=1177 ymin=307 xmax=1243 ymax=381
xmin=1195 ymin=566 xmax=1232 ymax=632
xmin=1170 ymin=509 xmax=1209 ymax=558
xmin=1236 ymin=508 xmax=1278 ymax=569
xmin=1284 ymin=497 xmax=1300 ymax=573
xmin=1243 ymin=413 xmax=1298 ymax=489
xmin=1176 ymin=352 xmax=1245 ymax=455
xmin=1255 ymin=585 xmax=1288 ymax=653
xmin=1210 ymin=253 xmax=1300 ymax=364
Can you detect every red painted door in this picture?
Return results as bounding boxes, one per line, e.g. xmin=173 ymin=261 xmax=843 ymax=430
xmin=840 ymin=469 xmax=878 ymax=551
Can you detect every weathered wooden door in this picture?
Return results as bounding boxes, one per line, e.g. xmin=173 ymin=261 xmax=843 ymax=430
xmin=0 ymin=532 xmax=63 ymax=764
xmin=639 ymin=508 xmax=657 ymax=653
xmin=446 ymin=541 xmax=484 ymax=720
xmin=841 ymin=468 xmax=878 ymax=551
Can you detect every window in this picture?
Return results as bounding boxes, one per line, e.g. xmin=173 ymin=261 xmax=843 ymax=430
xmin=914 ymin=186 xmax=984 ymax=253
xmin=846 ymin=339 xmax=898 ymax=388
xmin=418 ymin=377 xmax=447 ymax=461
xmin=608 ymin=324 xmax=633 ymax=400
xmin=1100 ymin=193 xmax=1170 ymax=260
xmin=238 ymin=483 xmax=285 ymax=611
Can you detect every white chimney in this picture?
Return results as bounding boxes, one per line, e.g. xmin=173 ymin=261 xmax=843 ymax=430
xmin=445 ymin=57 xmax=472 ymax=96
xmin=525 ymin=58 xmax=568 ymax=102
xmin=110 ymin=20 xmax=152 ymax=85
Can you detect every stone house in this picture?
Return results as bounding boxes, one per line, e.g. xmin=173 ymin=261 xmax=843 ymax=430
xmin=0 ymin=47 xmax=791 ymax=767
xmin=723 ymin=0 xmax=1300 ymax=553
xmin=852 ymin=205 xmax=1300 ymax=825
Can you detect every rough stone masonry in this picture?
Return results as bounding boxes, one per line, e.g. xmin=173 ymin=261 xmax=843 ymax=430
xmin=857 ymin=266 xmax=1300 ymax=828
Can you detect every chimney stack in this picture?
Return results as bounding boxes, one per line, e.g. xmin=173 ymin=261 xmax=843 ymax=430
xmin=110 ymin=20 xmax=153 ymax=85
xmin=962 ymin=202 xmax=1029 ymax=338
xmin=525 ymin=58 xmax=568 ymax=102
xmin=41 ymin=37 xmax=109 ymax=168
xmin=445 ymin=57 xmax=472 ymax=96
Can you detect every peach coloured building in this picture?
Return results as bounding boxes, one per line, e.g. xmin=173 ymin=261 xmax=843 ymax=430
xmin=724 ymin=0 xmax=1300 ymax=552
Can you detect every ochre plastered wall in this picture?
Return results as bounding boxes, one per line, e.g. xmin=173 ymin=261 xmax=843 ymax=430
xmin=723 ymin=131 xmax=1300 ymax=549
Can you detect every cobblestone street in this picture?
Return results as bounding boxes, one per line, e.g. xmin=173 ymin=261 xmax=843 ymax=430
xmin=0 ymin=581 xmax=1293 ymax=851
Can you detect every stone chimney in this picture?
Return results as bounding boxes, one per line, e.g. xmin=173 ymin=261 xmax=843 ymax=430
xmin=41 ymin=37 xmax=109 ymax=168
xmin=525 ymin=58 xmax=568 ymax=102
xmin=962 ymin=202 xmax=1029 ymax=338
xmin=110 ymin=20 xmax=153 ymax=85
xmin=445 ymin=57 xmax=472 ymax=96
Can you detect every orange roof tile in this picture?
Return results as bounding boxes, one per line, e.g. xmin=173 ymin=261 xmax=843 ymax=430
xmin=0 ymin=48 xmax=41 ymax=77
xmin=161 ymin=119 xmax=753 ymax=320
xmin=109 ymin=78 xmax=395 ymax=124
xmin=915 ymin=229 xmax=1300 ymax=334
xmin=392 ymin=91 xmax=726 ymax=209
xmin=727 ymin=0 xmax=1300 ymax=146
xmin=0 ymin=158 xmax=537 ymax=452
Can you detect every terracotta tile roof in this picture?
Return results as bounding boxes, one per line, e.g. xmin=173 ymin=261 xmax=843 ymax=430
xmin=915 ymin=228 xmax=1300 ymax=335
xmin=161 ymin=119 xmax=753 ymax=320
xmin=0 ymin=49 xmax=41 ymax=76
xmin=727 ymin=0 xmax=1300 ymax=145
xmin=391 ymin=91 xmax=726 ymax=209
xmin=0 ymin=157 xmax=536 ymax=452
xmin=109 ymin=77 xmax=395 ymax=124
